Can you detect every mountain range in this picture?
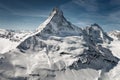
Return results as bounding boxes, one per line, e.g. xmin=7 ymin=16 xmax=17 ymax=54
xmin=0 ymin=8 xmax=120 ymax=80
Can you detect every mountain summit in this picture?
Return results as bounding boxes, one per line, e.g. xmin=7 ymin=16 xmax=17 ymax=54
xmin=50 ymin=7 xmax=63 ymax=16
xmin=36 ymin=7 xmax=82 ymax=37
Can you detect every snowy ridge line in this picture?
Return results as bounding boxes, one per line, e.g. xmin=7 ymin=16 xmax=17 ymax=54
xmin=16 ymin=9 xmax=57 ymax=47
xmin=36 ymin=9 xmax=57 ymax=33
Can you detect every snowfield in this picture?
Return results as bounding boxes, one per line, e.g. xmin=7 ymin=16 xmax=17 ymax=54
xmin=0 ymin=38 xmax=18 ymax=54
xmin=0 ymin=29 xmax=32 ymax=54
xmin=0 ymin=8 xmax=120 ymax=80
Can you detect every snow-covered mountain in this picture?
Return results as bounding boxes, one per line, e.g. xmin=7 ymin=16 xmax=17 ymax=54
xmin=109 ymin=30 xmax=120 ymax=40
xmin=36 ymin=7 xmax=82 ymax=37
xmin=107 ymin=30 xmax=120 ymax=59
xmin=0 ymin=29 xmax=32 ymax=42
xmin=83 ymin=23 xmax=113 ymax=44
xmin=0 ymin=8 xmax=120 ymax=80
xmin=0 ymin=29 xmax=32 ymax=53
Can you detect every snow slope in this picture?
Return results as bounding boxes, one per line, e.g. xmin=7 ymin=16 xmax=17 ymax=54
xmin=0 ymin=8 xmax=120 ymax=80
xmin=0 ymin=38 xmax=18 ymax=54
xmin=0 ymin=29 xmax=32 ymax=54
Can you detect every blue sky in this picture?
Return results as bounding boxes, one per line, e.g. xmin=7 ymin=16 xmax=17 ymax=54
xmin=0 ymin=0 xmax=120 ymax=31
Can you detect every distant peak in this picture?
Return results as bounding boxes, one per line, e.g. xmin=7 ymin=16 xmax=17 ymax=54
xmin=90 ymin=23 xmax=103 ymax=31
xmin=91 ymin=23 xmax=100 ymax=27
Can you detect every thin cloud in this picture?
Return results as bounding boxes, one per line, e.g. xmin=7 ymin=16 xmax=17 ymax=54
xmin=0 ymin=3 xmax=14 ymax=13
xmin=72 ymin=0 xmax=99 ymax=12
xmin=13 ymin=11 xmax=48 ymax=18
xmin=107 ymin=11 xmax=120 ymax=24
xmin=0 ymin=2 xmax=49 ymax=18
xmin=110 ymin=0 xmax=120 ymax=5
xmin=74 ymin=21 xmax=93 ymax=27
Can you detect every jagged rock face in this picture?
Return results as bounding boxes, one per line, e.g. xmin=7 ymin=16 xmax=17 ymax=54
xmin=36 ymin=7 xmax=82 ymax=37
xmin=83 ymin=23 xmax=113 ymax=44
xmin=70 ymin=45 xmax=118 ymax=71
xmin=0 ymin=8 xmax=119 ymax=80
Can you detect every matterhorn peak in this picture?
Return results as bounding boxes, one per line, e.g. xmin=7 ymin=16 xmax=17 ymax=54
xmin=36 ymin=7 xmax=82 ymax=37
xmin=50 ymin=7 xmax=63 ymax=16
